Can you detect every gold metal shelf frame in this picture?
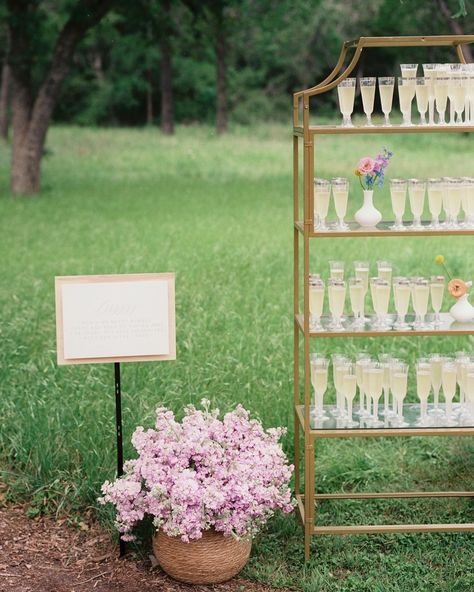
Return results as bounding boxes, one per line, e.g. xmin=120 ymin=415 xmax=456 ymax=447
xmin=292 ymin=35 xmax=474 ymax=560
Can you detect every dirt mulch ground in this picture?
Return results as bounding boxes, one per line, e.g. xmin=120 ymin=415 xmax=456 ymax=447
xmin=0 ymin=506 xmax=273 ymax=592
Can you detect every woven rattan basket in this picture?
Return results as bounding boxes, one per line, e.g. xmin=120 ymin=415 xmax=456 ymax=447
xmin=153 ymin=528 xmax=252 ymax=584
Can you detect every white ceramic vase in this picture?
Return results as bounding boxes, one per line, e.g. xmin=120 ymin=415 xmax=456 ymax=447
xmin=449 ymin=290 xmax=474 ymax=323
xmin=354 ymin=190 xmax=382 ymax=228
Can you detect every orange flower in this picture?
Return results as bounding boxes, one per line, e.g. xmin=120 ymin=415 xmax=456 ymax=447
xmin=448 ymin=278 xmax=467 ymax=299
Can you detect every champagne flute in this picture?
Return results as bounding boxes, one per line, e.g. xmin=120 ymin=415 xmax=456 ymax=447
xmin=370 ymin=277 xmax=391 ymax=330
xmin=390 ymin=361 xmax=409 ymax=426
xmin=314 ymin=178 xmax=331 ymax=231
xmin=310 ymin=356 xmax=329 ymax=420
xmin=360 ymin=77 xmax=376 ymax=126
xmin=354 ymin=260 xmax=370 ymax=321
xmin=337 ymin=78 xmax=356 ymax=127
xmin=367 ymin=362 xmax=384 ymax=427
xmin=460 ymin=177 xmax=470 ymax=227
xmin=329 ymin=260 xmax=344 ymax=280
xmin=422 ymin=63 xmax=437 ymax=124
xmin=411 ymin=277 xmax=430 ymax=329
xmin=378 ymin=77 xmax=394 ymax=126
xmin=429 ymin=275 xmax=445 ymax=327
xmin=355 ymin=354 xmax=371 ymax=417
xmin=415 ymin=77 xmax=429 ymax=125
xmin=328 ymin=278 xmax=346 ymax=331
xmin=408 ymin=178 xmax=426 ymax=230
xmin=349 ymin=277 xmax=365 ymax=329
xmin=398 ymin=77 xmax=415 ymax=126
xmin=309 ymin=276 xmax=325 ymax=331
xmin=434 ymin=76 xmax=449 ymax=125
xmin=441 ymin=177 xmax=451 ymax=226
xmin=377 ymin=260 xmax=392 ymax=283
xmin=447 ymin=177 xmax=462 ymax=228
xmin=342 ymin=362 xmax=358 ymax=427
xmin=442 ymin=358 xmax=457 ymax=423
xmin=332 ymin=354 xmax=349 ymax=417
xmin=427 ymin=178 xmax=443 ymax=228
xmin=465 ymin=364 xmax=474 ymax=421
xmin=379 ymin=353 xmax=394 ymax=417
xmin=331 ymin=177 xmax=349 ymax=230
xmin=456 ymin=352 xmax=470 ymax=409
xmin=429 ymin=353 xmax=444 ymax=416
xmin=453 ymin=76 xmax=467 ymax=124
xmin=416 ymin=358 xmax=432 ymax=425
xmin=462 ymin=176 xmax=474 ymax=228
xmin=390 ymin=178 xmax=407 ymax=230
xmin=393 ymin=277 xmax=411 ymax=330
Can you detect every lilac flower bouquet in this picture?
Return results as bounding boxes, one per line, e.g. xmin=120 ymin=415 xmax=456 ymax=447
xmin=99 ymin=399 xmax=294 ymax=542
xmin=355 ymin=146 xmax=393 ymax=190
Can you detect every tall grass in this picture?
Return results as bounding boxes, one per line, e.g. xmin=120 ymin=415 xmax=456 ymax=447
xmin=0 ymin=124 xmax=473 ymax=591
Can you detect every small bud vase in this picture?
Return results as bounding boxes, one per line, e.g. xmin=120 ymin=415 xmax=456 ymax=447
xmin=354 ymin=189 xmax=382 ymax=228
xmin=449 ymin=293 xmax=474 ymax=323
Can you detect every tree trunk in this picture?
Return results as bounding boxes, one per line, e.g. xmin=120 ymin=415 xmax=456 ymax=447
xmin=215 ymin=27 xmax=227 ymax=135
xmin=159 ymin=38 xmax=173 ymax=134
xmin=0 ymin=61 xmax=10 ymax=140
xmin=7 ymin=0 xmax=113 ymax=195
xmin=146 ymin=67 xmax=154 ymax=125
xmin=438 ymin=0 xmax=473 ymax=62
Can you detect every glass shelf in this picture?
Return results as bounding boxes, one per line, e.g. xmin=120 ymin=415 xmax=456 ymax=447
xmin=296 ymin=313 xmax=474 ymax=338
xmin=294 ymin=124 xmax=474 ymax=136
xmin=296 ymin=404 xmax=474 ymax=438
xmin=294 ymin=220 xmax=474 ymax=238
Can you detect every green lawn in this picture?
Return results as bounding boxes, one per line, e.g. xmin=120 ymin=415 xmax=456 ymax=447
xmin=0 ymin=123 xmax=473 ymax=591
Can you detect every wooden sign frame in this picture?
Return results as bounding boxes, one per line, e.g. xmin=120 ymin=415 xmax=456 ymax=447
xmin=55 ymin=273 xmax=176 ymax=365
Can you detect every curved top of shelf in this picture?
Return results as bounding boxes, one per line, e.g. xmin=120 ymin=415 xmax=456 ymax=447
xmin=293 ymin=35 xmax=474 ymax=100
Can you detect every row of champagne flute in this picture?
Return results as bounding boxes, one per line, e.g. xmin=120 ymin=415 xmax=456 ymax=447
xmin=390 ymin=177 xmax=474 ymax=230
xmin=309 ymin=265 xmax=445 ymax=331
xmin=337 ymin=63 xmax=474 ymax=127
xmin=313 ymin=176 xmax=474 ymax=231
xmin=310 ymin=351 xmax=474 ymax=429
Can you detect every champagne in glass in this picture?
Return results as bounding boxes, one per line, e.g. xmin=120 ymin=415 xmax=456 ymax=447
xmin=429 ymin=275 xmax=445 ymax=327
xmin=355 ymin=354 xmax=371 ymax=417
xmin=429 ymin=353 xmax=444 ymax=416
xmin=314 ymin=178 xmax=331 ymax=231
xmin=401 ymin=63 xmax=418 ymax=80
xmin=311 ymin=356 xmax=329 ymax=420
xmin=329 ymin=260 xmax=344 ymax=280
xmin=342 ymin=362 xmax=358 ymax=427
xmin=393 ymin=276 xmax=411 ymax=330
xmin=463 ymin=176 xmax=474 ymax=228
xmin=370 ymin=277 xmax=391 ymax=330
xmin=391 ymin=361 xmax=409 ymax=426
xmin=408 ymin=178 xmax=426 ymax=230
xmin=378 ymin=77 xmax=394 ymax=126
xmin=398 ymin=77 xmax=415 ymax=126
xmin=377 ymin=260 xmax=392 ymax=283
xmin=434 ymin=76 xmax=449 ymax=125
xmin=332 ymin=354 xmax=349 ymax=416
xmin=390 ymin=178 xmax=407 ymax=230
xmin=453 ymin=76 xmax=467 ymax=124
xmin=309 ymin=276 xmax=325 ymax=331
xmin=337 ymin=78 xmax=356 ymax=127
xmin=447 ymin=177 xmax=462 ymax=228
xmin=331 ymin=177 xmax=349 ymax=230
xmin=442 ymin=359 xmax=457 ymax=422
xmin=415 ymin=77 xmax=429 ymax=125
xmin=360 ymin=77 xmax=376 ymax=126
xmin=427 ymin=178 xmax=443 ymax=228
xmin=460 ymin=177 xmax=470 ymax=227
xmin=354 ymin=260 xmax=370 ymax=321
xmin=379 ymin=353 xmax=394 ymax=417
xmin=349 ymin=277 xmax=365 ymax=329
xmin=423 ymin=63 xmax=437 ymax=124
xmin=411 ymin=277 xmax=430 ymax=329
xmin=368 ymin=362 xmax=384 ymax=426
xmin=328 ymin=278 xmax=346 ymax=331
xmin=416 ymin=359 xmax=432 ymax=425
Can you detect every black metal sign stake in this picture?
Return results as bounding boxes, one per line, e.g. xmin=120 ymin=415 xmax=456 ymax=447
xmin=114 ymin=362 xmax=126 ymax=558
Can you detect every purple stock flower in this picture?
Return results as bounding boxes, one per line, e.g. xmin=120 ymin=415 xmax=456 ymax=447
xmin=98 ymin=401 xmax=295 ymax=542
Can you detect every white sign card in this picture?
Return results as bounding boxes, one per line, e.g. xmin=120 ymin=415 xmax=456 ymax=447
xmin=55 ymin=273 xmax=176 ymax=365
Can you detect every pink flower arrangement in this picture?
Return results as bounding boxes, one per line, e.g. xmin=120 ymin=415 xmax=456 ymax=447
xmin=98 ymin=400 xmax=294 ymax=542
xmin=355 ymin=147 xmax=393 ymax=190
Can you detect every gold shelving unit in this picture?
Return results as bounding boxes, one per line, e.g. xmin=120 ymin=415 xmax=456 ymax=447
xmin=293 ymin=35 xmax=474 ymax=560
